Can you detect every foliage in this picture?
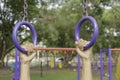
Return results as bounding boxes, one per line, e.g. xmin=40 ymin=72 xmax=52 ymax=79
xmin=101 ymin=5 xmax=120 ymax=48
xmin=0 ymin=0 xmax=40 ymax=68
xmin=0 ymin=0 xmax=120 ymax=68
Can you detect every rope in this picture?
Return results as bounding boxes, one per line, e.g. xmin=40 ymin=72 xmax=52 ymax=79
xmin=82 ymin=0 xmax=88 ymax=17
xmin=23 ymin=0 xmax=28 ymax=21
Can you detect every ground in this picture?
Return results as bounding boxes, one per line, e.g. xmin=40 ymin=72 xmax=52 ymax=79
xmin=0 ymin=67 xmax=111 ymax=80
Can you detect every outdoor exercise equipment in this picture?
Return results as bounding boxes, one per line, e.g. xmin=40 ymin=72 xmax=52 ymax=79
xmin=37 ymin=48 xmax=77 ymax=76
xmin=75 ymin=0 xmax=98 ymax=80
xmin=99 ymin=48 xmax=120 ymax=80
xmin=92 ymin=54 xmax=100 ymax=73
xmin=75 ymin=0 xmax=98 ymax=49
xmin=12 ymin=0 xmax=37 ymax=80
xmin=39 ymin=52 xmax=43 ymax=77
xmin=58 ymin=61 xmax=63 ymax=69
xmin=50 ymin=57 xmax=55 ymax=68
xmin=12 ymin=48 xmax=20 ymax=80
xmin=12 ymin=21 xmax=37 ymax=53
xmin=12 ymin=0 xmax=98 ymax=80
xmin=75 ymin=16 xmax=98 ymax=80
xmin=75 ymin=16 xmax=98 ymax=50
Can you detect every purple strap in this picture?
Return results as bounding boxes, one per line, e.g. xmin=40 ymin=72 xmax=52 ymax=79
xmin=100 ymin=49 xmax=104 ymax=80
xmin=77 ymin=55 xmax=81 ymax=80
xmin=12 ymin=21 xmax=37 ymax=80
xmin=12 ymin=48 xmax=20 ymax=80
xmin=108 ymin=48 xmax=113 ymax=80
xmin=100 ymin=49 xmax=113 ymax=80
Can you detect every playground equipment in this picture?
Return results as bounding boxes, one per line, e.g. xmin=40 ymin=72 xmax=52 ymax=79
xmin=75 ymin=16 xmax=98 ymax=50
xmin=49 ymin=57 xmax=54 ymax=68
xmin=12 ymin=21 xmax=37 ymax=53
xmin=75 ymin=1 xmax=98 ymax=80
xmin=12 ymin=0 xmax=98 ymax=80
xmin=75 ymin=16 xmax=98 ymax=80
xmin=100 ymin=48 xmax=120 ymax=80
xmin=12 ymin=0 xmax=37 ymax=80
xmin=38 ymin=49 xmax=76 ymax=70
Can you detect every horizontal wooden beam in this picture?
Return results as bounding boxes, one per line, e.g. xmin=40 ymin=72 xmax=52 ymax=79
xmin=37 ymin=48 xmax=75 ymax=52
xmin=111 ymin=48 xmax=120 ymax=53
xmin=36 ymin=48 xmax=120 ymax=53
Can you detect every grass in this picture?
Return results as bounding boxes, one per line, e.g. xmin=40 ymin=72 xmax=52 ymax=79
xmin=0 ymin=69 xmax=109 ymax=80
xmin=31 ymin=70 xmax=77 ymax=80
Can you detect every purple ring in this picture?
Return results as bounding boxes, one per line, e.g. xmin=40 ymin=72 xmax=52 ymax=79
xmin=75 ymin=16 xmax=98 ymax=50
xmin=12 ymin=21 xmax=37 ymax=54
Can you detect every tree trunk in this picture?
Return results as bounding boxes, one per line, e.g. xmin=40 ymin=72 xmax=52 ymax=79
xmin=0 ymin=59 xmax=4 ymax=68
xmin=0 ymin=40 xmax=6 ymax=68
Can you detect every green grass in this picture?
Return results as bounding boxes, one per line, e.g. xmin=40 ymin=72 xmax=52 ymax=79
xmin=31 ymin=70 xmax=77 ymax=80
xmin=0 ymin=69 xmax=106 ymax=80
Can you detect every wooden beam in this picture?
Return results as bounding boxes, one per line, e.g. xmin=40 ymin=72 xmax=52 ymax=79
xmin=37 ymin=48 xmax=120 ymax=53
xmin=111 ymin=48 xmax=120 ymax=53
xmin=37 ymin=48 xmax=76 ymax=52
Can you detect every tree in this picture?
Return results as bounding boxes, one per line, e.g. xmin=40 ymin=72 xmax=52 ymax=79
xmin=102 ymin=5 xmax=120 ymax=48
xmin=0 ymin=0 xmax=40 ymax=68
xmin=0 ymin=0 xmax=120 ymax=68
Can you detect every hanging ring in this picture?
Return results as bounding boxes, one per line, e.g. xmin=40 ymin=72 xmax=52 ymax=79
xmin=12 ymin=21 xmax=37 ymax=54
xmin=75 ymin=16 xmax=98 ymax=50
